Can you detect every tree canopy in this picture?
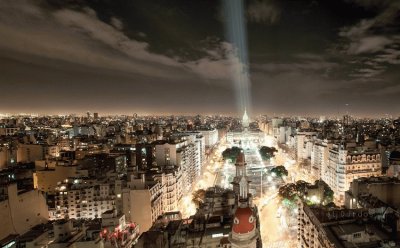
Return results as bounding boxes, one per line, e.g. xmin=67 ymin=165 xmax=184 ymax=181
xmin=278 ymin=179 xmax=334 ymax=205
xmin=270 ymin=165 xmax=288 ymax=178
xmin=259 ymin=146 xmax=277 ymax=160
xmin=222 ymin=146 xmax=242 ymax=162
xmin=315 ymin=180 xmax=334 ymax=204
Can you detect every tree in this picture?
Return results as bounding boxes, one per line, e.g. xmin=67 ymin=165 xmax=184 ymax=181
xmin=278 ymin=183 xmax=297 ymax=201
xmin=314 ymin=180 xmax=334 ymax=204
xmin=295 ymin=180 xmax=311 ymax=195
xmin=259 ymin=146 xmax=277 ymax=160
xmin=270 ymin=165 xmax=288 ymax=178
xmin=222 ymin=146 xmax=242 ymax=162
xmin=278 ymin=179 xmax=334 ymax=205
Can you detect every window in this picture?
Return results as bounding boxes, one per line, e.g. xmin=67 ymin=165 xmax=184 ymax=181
xmin=353 ymin=233 xmax=361 ymax=238
xmin=249 ymin=216 xmax=254 ymax=223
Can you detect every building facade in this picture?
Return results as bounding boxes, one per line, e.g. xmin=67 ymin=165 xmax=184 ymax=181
xmin=323 ymin=144 xmax=382 ymax=201
xmin=54 ymin=178 xmax=122 ymax=220
xmin=0 ymin=184 xmax=48 ymax=240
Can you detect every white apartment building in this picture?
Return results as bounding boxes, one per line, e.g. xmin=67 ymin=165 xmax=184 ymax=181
xmin=182 ymin=132 xmax=205 ymax=177
xmin=271 ymin=118 xmax=283 ymax=137
xmin=198 ymin=129 xmax=218 ymax=147
xmin=154 ymin=171 xmax=181 ymax=212
xmin=155 ymin=136 xmax=202 ymax=194
xmin=155 ymin=141 xmax=183 ymax=168
xmin=311 ymin=139 xmax=332 ymax=180
xmin=295 ymin=131 xmax=317 ymax=161
xmin=54 ymin=178 xmax=122 ymax=220
xmin=122 ymin=175 xmax=163 ymax=232
xmin=323 ymin=144 xmax=382 ymax=201
xmin=177 ymin=143 xmax=197 ymax=192
xmin=278 ymin=126 xmax=286 ymax=144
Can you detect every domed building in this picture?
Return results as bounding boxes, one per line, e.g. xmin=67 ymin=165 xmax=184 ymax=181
xmin=228 ymin=152 xmax=261 ymax=248
xmin=229 ymin=206 xmax=259 ymax=248
xmin=242 ymin=108 xmax=249 ymax=129
xmin=226 ymin=109 xmax=264 ymax=149
xmin=231 ymin=152 xmax=251 ymax=204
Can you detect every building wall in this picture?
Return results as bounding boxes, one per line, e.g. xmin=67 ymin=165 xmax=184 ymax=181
xmin=46 ymin=145 xmax=60 ymax=158
xmin=312 ymin=141 xmax=331 ymax=180
xmin=0 ymin=184 xmax=48 ymax=240
xmin=0 ymin=127 xmax=19 ymax=136
xmin=0 ymin=147 xmax=8 ymax=169
xmin=278 ymin=126 xmax=286 ymax=144
xmin=155 ymin=143 xmax=178 ymax=166
xmin=271 ymin=118 xmax=283 ymax=137
xmin=154 ymin=173 xmax=178 ymax=212
xmin=347 ymin=178 xmax=400 ymax=208
xmin=296 ymin=132 xmax=317 ymax=161
xmin=199 ymin=129 xmax=218 ymax=147
xmin=17 ymin=144 xmax=45 ymax=163
xmin=298 ymin=204 xmax=335 ymax=248
xmin=123 ymin=189 xmax=162 ymax=233
xmin=55 ymin=181 xmax=117 ymax=220
xmin=326 ymin=146 xmax=382 ymax=201
xmin=34 ymin=166 xmax=86 ymax=193
xmin=177 ymin=145 xmax=197 ymax=193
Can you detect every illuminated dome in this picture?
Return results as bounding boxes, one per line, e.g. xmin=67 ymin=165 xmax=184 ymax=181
xmin=232 ymin=207 xmax=255 ymax=234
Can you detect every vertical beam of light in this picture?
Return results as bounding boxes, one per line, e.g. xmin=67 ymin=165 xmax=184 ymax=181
xmin=223 ymin=0 xmax=251 ymax=116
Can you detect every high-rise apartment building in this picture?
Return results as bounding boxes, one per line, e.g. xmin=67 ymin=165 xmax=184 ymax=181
xmin=122 ymin=175 xmax=163 ymax=232
xmin=323 ymin=143 xmax=382 ymax=201
xmin=54 ymin=178 xmax=122 ymax=220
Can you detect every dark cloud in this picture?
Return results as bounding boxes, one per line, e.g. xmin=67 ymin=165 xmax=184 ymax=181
xmin=247 ymin=0 xmax=281 ymax=24
xmin=335 ymin=0 xmax=400 ymax=79
xmin=0 ymin=0 xmax=399 ymax=116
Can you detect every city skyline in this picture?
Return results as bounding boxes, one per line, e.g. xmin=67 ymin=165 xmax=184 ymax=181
xmin=1 ymin=2 xmax=400 ymax=247
xmin=1 ymin=0 xmax=400 ymax=116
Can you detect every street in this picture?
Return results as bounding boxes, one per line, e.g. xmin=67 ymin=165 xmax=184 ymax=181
xmin=179 ymin=133 xmax=304 ymax=247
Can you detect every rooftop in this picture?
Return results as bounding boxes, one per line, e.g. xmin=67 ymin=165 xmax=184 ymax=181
xmin=17 ymin=224 xmax=51 ymax=243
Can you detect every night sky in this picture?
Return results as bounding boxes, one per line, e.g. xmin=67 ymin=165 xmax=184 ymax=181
xmin=0 ymin=0 xmax=399 ymax=116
